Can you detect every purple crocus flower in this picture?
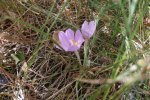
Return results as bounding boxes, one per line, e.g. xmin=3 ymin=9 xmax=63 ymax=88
xmin=58 ymin=29 xmax=85 ymax=51
xmin=81 ymin=21 xmax=96 ymax=39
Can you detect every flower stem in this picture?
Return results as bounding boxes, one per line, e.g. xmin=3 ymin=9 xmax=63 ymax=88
xmin=75 ymin=51 xmax=82 ymax=65
xmin=83 ymin=40 xmax=89 ymax=66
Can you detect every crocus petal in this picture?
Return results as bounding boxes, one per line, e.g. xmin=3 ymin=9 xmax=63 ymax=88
xmin=81 ymin=21 xmax=89 ymax=35
xmin=66 ymin=30 xmax=85 ymax=51
xmin=81 ymin=20 xmax=96 ymax=39
xmin=82 ymin=21 xmax=89 ymax=31
xmin=65 ymin=28 xmax=74 ymax=40
xmin=67 ymin=45 xmax=79 ymax=51
xmin=89 ymin=21 xmax=96 ymax=35
xmin=81 ymin=21 xmax=90 ymax=38
xmin=57 ymin=28 xmax=85 ymax=52
xmin=58 ymin=31 xmax=70 ymax=51
xmin=75 ymin=30 xmax=85 ymax=48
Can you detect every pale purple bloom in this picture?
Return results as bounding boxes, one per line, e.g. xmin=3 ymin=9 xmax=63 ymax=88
xmin=58 ymin=29 xmax=85 ymax=51
xmin=81 ymin=21 xmax=96 ymax=39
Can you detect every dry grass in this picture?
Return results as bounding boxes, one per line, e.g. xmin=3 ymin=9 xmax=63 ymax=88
xmin=0 ymin=0 xmax=149 ymax=100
